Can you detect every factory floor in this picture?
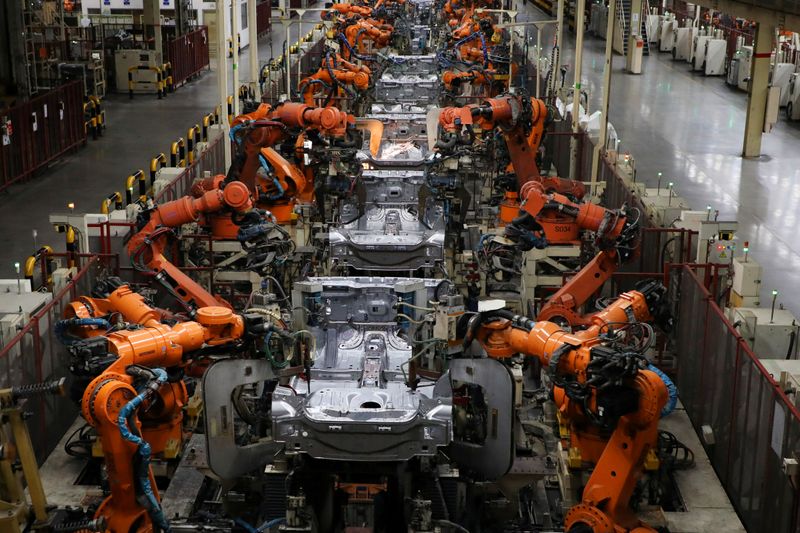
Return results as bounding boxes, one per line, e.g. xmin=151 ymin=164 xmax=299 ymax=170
xmin=0 ymin=10 xmax=318 ymax=280
xmin=519 ymin=3 xmax=800 ymax=315
xmin=3 ymin=4 xmax=799 ymax=315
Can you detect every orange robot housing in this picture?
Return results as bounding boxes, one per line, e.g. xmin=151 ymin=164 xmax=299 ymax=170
xmin=229 ymin=102 xmax=355 ymax=224
xmin=472 ymin=287 xmax=670 ymax=533
xmin=65 ymin=284 xmax=248 ymax=533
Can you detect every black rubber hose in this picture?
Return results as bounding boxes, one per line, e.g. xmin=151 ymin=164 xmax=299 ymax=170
xmin=435 ymin=132 xmax=458 ymax=150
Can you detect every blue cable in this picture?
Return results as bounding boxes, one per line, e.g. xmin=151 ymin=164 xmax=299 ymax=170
xmin=257 ymin=154 xmax=285 ymax=200
xmin=55 ymin=318 xmax=111 ymax=345
xmin=117 ymin=368 xmax=171 ymax=532
xmin=478 ymin=31 xmax=489 ymax=67
xmin=337 ymin=33 xmax=377 ymax=62
xmin=452 ymin=31 xmax=480 ymax=48
xmin=229 ymin=121 xmax=251 ymax=144
xmin=257 ymin=517 xmax=287 ymax=532
xmin=648 ymin=364 xmax=678 ymax=417
xmin=234 ymin=518 xmax=259 ymax=533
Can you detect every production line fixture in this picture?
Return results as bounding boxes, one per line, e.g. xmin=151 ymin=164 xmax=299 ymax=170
xmin=28 ymin=0 xmax=704 ymax=532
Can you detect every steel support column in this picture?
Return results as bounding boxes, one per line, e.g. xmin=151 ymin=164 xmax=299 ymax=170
xmin=216 ymin=0 xmax=232 ymax=167
xmin=143 ymin=0 xmax=162 ymax=57
xmin=591 ymin=0 xmax=616 ymax=186
xmin=742 ymin=22 xmax=774 ymax=158
xmin=555 ymin=0 xmax=565 ymax=92
xmin=569 ymin=0 xmax=586 ymax=181
xmin=248 ymin=0 xmax=260 ymax=99
xmin=232 ymin=0 xmax=241 ymax=116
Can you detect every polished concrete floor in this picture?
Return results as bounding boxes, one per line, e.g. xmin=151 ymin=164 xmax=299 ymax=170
xmin=518 ymin=3 xmax=800 ymax=315
xmin=3 ymin=5 xmax=800 ymax=315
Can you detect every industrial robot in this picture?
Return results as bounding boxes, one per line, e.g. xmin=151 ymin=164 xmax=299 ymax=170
xmin=464 ymin=280 xmax=676 ymax=533
xmin=437 ymin=93 xmax=584 ymax=196
xmin=298 ymin=53 xmax=372 ymax=110
xmin=58 ymin=282 xmax=280 ymax=533
xmin=228 ymin=101 xmax=365 ymax=225
xmin=125 ymin=179 xmax=254 ymax=312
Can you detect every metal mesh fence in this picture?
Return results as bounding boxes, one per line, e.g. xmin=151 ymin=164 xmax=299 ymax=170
xmin=0 ymin=82 xmax=86 ymax=191
xmin=676 ymin=266 xmax=800 ymax=533
xmin=153 ymin=133 xmax=227 ymax=204
xmin=0 ymin=256 xmax=112 ymax=462
xmin=166 ymin=26 xmax=211 ymax=87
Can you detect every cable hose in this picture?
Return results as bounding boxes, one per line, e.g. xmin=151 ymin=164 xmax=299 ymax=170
xmin=647 ymin=364 xmax=678 ymax=417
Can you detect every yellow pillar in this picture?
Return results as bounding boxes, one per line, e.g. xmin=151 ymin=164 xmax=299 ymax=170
xmin=742 ymin=23 xmax=774 ymax=158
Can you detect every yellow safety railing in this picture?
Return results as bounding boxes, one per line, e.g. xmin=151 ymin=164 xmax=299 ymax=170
xmin=227 ymin=95 xmax=234 ymax=125
xmin=83 ymin=96 xmax=105 ymax=140
xmin=162 ymin=62 xmax=174 ymax=93
xmin=100 ymin=191 xmax=123 ymax=215
xmin=125 ymin=170 xmax=146 ymax=204
xmin=239 ymin=84 xmax=255 ymax=102
xmin=150 ymin=153 xmax=167 ymax=191
xmin=65 ymin=226 xmax=77 ymax=268
xmin=201 ymin=112 xmax=215 ymax=142
xmin=128 ymin=66 xmax=165 ymax=99
xmin=187 ymin=125 xmax=200 ymax=165
xmin=170 ymin=138 xmax=186 ymax=168
xmin=24 ymin=246 xmax=54 ymax=286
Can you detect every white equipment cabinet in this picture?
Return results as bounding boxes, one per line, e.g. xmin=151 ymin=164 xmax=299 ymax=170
xmin=736 ymin=46 xmax=754 ymax=91
xmin=673 ymin=27 xmax=695 ymax=61
xmin=114 ymin=49 xmax=163 ymax=95
xmin=772 ymin=62 xmax=796 ymax=107
xmin=646 ymin=13 xmax=661 ymax=44
xmin=787 ymin=73 xmax=800 ymax=120
xmin=730 ymin=256 xmax=762 ymax=307
xmin=727 ymin=306 xmax=800 ymax=360
xmin=704 ymin=39 xmax=727 ymax=76
xmin=692 ymin=35 xmax=711 ymax=71
xmin=659 ymin=19 xmax=678 ymax=52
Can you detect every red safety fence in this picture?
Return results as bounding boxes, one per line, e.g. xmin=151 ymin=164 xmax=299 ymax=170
xmin=166 ymin=26 xmax=211 ymax=87
xmin=0 ymin=82 xmax=86 ymax=193
xmin=675 ymin=265 xmax=800 ymax=533
xmin=92 ymin=133 xmax=227 ymax=260
xmin=257 ymin=0 xmax=272 ymax=36
xmin=0 ymin=255 xmax=117 ymax=462
xmin=547 ymin=122 xmax=594 ymax=185
xmin=720 ymin=25 xmax=755 ymax=69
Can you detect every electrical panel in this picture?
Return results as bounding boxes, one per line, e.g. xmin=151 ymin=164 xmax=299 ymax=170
xmin=728 ymin=307 xmax=800 ymax=360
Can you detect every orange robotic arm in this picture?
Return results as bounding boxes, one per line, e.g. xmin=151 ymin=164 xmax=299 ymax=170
xmin=442 ymin=69 xmax=493 ymax=93
xmin=126 ymin=180 xmax=253 ymax=311
xmin=71 ymin=284 xmax=251 ymax=533
xmin=514 ymin=180 xmax=641 ymax=328
xmin=299 ymin=67 xmax=371 ymax=106
xmin=229 ymin=102 xmax=354 ymax=220
xmin=470 ymin=287 xmax=669 ymax=533
xmin=438 ymin=95 xmax=561 ymax=190
xmin=322 ymin=2 xmax=373 ymax=18
xmin=321 ymin=53 xmax=372 ymax=76
xmin=344 ymin=20 xmax=393 ymax=52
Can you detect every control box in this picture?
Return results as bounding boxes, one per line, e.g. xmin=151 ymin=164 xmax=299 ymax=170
xmin=728 ymin=306 xmax=800 ymax=360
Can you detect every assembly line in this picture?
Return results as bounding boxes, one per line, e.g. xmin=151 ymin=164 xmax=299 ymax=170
xmin=0 ymin=0 xmax=799 ymax=532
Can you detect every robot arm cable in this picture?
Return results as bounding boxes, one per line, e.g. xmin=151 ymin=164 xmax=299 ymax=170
xmin=117 ymin=367 xmax=171 ymax=532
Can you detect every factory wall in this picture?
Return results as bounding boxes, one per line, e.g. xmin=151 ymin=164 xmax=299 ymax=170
xmin=80 ymin=0 xmax=253 ymax=50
